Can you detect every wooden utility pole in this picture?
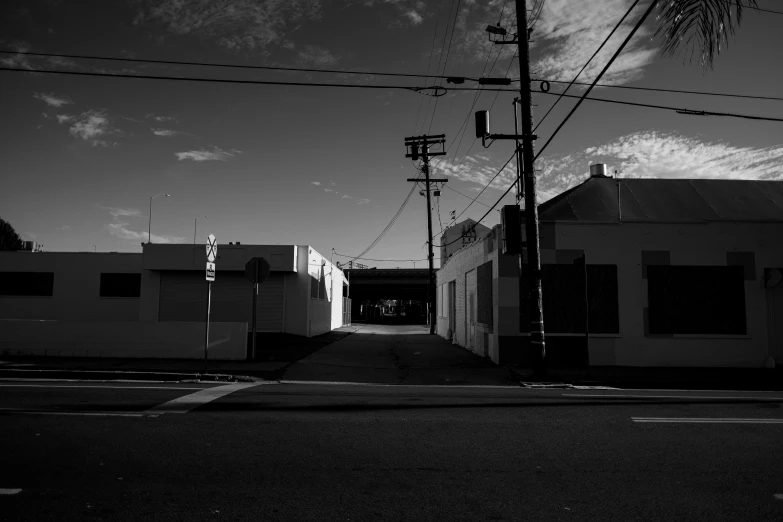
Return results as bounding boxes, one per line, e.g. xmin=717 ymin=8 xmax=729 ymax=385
xmin=405 ymin=134 xmax=447 ymax=334
xmin=515 ymin=0 xmax=547 ymax=376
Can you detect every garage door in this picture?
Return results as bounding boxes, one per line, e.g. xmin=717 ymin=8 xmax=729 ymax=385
xmin=158 ymin=271 xmax=284 ymax=332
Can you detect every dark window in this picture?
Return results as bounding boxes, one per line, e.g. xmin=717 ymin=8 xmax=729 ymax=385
xmin=520 ymin=263 xmax=619 ymax=334
xmin=477 ymin=261 xmax=493 ymax=327
xmin=648 ymin=265 xmax=746 ymax=335
xmin=311 ymin=272 xmax=320 ymax=299
xmin=99 ymin=273 xmax=141 ymax=298
xmin=0 ymin=272 xmax=55 ymax=296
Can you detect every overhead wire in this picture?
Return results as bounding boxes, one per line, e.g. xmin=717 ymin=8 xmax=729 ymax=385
xmin=533 ymin=0 xmax=641 ymax=132
xmin=436 ymin=0 xmax=657 ymax=249
xmin=427 ymin=0 xmax=462 ymax=134
xmin=415 ymin=0 xmax=449 ymax=134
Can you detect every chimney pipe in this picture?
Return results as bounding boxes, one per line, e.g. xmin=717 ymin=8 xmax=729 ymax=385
xmin=589 ymin=163 xmax=610 ymax=178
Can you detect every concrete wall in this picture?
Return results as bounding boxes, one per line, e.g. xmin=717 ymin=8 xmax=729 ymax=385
xmin=438 ymin=218 xmax=783 ymax=368
xmin=0 ymin=320 xmax=247 ymax=360
xmin=0 ymin=252 xmax=142 ymax=322
xmin=142 ymin=243 xmax=298 ymax=272
xmin=304 ymin=246 xmax=346 ymax=337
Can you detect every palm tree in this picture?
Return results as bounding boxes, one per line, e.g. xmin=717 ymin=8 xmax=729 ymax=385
xmin=655 ymin=0 xmax=759 ymax=68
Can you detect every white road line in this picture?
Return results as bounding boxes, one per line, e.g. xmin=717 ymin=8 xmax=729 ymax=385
xmin=279 ymin=380 xmax=524 ymax=389
xmin=563 ymin=393 xmax=783 ymax=401
xmin=0 ymin=408 xmax=147 ymax=417
xmin=0 ymin=489 xmax=22 ymax=495
xmin=144 ymin=383 xmax=260 ymax=414
xmin=632 ymin=417 xmax=783 ymax=424
xmin=0 ymin=384 xmax=208 ymax=390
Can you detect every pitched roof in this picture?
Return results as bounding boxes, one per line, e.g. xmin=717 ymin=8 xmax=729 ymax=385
xmin=538 ymin=177 xmax=783 ymax=223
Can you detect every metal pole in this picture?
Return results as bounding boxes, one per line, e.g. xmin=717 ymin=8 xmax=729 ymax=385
xmin=193 ymin=218 xmax=197 ymax=244
xmin=423 ymin=142 xmax=436 ymax=335
xmin=148 ymin=197 xmax=153 ymax=244
xmin=516 ymin=0 xmax=547 ymax=377
xmin=513 ymin=97 xmax=523 ymax=204
xmin=583 ymin=253 xmax=589 ymax=363
xmin=251 ymin=265 xmax=258 ymax=360
xmin=204 ymin=281 xmax=211 ymax=375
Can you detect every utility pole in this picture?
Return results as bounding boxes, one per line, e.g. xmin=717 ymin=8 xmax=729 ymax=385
xmin=516 ymin=0 xmax=547 ymax=377
xmin=405 ymin=134 xmax=447 ymax=335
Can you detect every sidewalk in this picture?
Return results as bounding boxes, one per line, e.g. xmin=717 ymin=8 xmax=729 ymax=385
xmin=508 ymin=365 xmax=783 ymax=391
xmin=0 ymin=326 xmax=360 ymax=382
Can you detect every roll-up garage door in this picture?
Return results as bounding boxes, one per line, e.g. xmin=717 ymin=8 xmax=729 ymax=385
xmin=158 ymin=271 xmax=284 ymax=332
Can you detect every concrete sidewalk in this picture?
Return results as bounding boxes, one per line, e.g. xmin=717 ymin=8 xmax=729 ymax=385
xmin=282 ymin=324 xmax=518 ymax=386
xmin=0 ymin=326 xmax=360 ymax=382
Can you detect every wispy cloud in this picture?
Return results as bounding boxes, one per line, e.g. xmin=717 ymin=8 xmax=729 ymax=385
xmin=311 ymin=181 xmax=321 ymax=186
xmin=33 ymin=92 xmax=72 ymax=108
xmin=151 ymin=128 xmax=191 ymax=137
xmin=56 ymin=114 xmax=74 ymax=124
xmin=403 ymin=10 xmax=423 ymax=25
xmin=175 ymin=146 xmax=240 ymax=162
xmin=100 ymin=205 xmax=144 ymax=219
xmin=107 ymin=222 xmax=184 ymax=244
xmin=146 ymin=113 xmax=177 ymax=123
xmin=311 ymin=181 xmax=369 ymax=204
xmin=67 ymin=110 xmax=120 ymax=147
xmin=134 ymin=0 xmax=322 ymax=50
xmin=297 ymin=45 xmax=339 ymax=67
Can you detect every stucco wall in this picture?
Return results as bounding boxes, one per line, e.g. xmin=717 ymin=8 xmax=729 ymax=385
xmin=304 ymin=246 xmax=346 ymax=337
xmin=0 ymin=320 xmax=247 ymax=360
xmin=439 ymin=218 xmax=783 ymax=368
xmin=0 ymin=252 xmax=142 ymax=322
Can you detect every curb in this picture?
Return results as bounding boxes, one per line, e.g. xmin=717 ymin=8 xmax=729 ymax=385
xmin=0 ymin=368 xmax=265 ymax=383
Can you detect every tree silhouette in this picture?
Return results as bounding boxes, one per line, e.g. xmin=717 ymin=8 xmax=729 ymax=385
xmin=0 ymin=217 xmax=24 ymax=251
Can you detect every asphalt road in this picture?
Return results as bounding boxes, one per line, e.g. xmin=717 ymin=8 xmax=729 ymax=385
xmin=1 ymin=381 xmax=783 ymax=521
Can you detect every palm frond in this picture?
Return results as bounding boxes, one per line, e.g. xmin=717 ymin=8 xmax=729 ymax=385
xmin=654 ymin=0 xmax=758 ymax=68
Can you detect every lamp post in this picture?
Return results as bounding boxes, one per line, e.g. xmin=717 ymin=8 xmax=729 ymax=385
xmin=148 ymin=193 xmax=170 ymax=244
xmin=194 ymin=215 xmax=207 ymax=244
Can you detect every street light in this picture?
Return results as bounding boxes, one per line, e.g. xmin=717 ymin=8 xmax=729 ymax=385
xmin=194 ymin=215 xmax=207 ymax=244
xmin=148 ymin=193 xmax=170 ymax=244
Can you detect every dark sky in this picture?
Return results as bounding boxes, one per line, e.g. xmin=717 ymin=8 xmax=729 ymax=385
xmin=1 ymin=0 xmax=781 ymax=267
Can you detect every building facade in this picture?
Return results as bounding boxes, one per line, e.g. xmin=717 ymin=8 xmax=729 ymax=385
xmin=436 ymin=176 xmax=783 ymax=369
xmin=439 ymin=219 xmax=491 ymax=265
xmin=0 ymin=244 xmax=348 ymax=359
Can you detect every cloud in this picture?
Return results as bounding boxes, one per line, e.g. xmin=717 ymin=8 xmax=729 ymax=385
xmin=146 ymin=113 xmax=177 ymax=122
xmin=311 ymin=181 xmax=321 ymax=186
xmin=357 ymin=198 xmax=370 ymax=204
xmin=56 ymin=114 xmax=74 ymax=124
xmin=60 ymin=225 xmax=71 ymax=230
xmin=134 ymin=0 xmax=322 ymax=51
xmin=151 ymin=128 xmax=191 ymax=137
xmin=297 ymin=45 xmax=339 ymax=67
xmin=107 ymin=222 xmax=184 ymax=244
xmin=67 ymin=109 xmax=121 ymax=146
xmin=403 ymin=10 xmax=423 ymax=25
xmin=33 ymin=92 xmax=73 ymax=107
xmin=100 ymin=206 xmax=144 ymax=219
xmin=341 ymin=194 xmax=354 ymax=199
xmin=175 ymin=146 xmax=240 ymax=161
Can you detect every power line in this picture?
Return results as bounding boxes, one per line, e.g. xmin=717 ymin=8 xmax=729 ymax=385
xmin=427 ymin=0 xmax=462 ymax=134
xmin=534 ymin=0 xmax=641 ymax=132
xmin=443 ymin=184 xmax=492 ymax=208
xmin=728 ymin=1 xmax=783 ymax=15
xmin=334 ymin=253 xmax=441 ymax=262
xmin=417 ymin=0 xmax=449 ymax=134
xmin=450 ymin=150 xmax=516 ymax=226
xmin=533 ymin=78 xmax=783 ymax=103
xmin=0 ymin=48 xmax=491 ymax=83
xmin=5 ymin=65 xmax=780 ymax=123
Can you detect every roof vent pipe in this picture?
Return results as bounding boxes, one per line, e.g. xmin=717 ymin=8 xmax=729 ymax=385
xmin=589 ymin=163 xmax=610 ymax=178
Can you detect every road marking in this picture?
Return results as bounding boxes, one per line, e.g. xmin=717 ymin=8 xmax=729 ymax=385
xmin=279 ymin=380 xmax=524 ymax=389
xmin=0 ymin=384 xmax=208 ymax=390
xmin=563 ymin=393 xmax=783 ymax=401
xmin=0 ymin=489 xmax=22 ymax=495
xmin=632 ymin=417 xmax=783 ymax=424
xmin=0 ymin=408 xmax=147 ymax=417
xmin=144 ymin=383 xmax=260 ymax=414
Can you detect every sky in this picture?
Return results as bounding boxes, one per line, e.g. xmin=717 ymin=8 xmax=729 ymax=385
xmin=1 ymin=0 xmax=782 ymax=269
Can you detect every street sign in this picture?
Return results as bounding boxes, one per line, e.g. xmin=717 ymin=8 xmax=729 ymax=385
xmin=245 ymin=257 xmax=270 ymax=285
xmin=206 ymin=261 xmax=215 ymax=281
xmin=206 ymin=234 xmax=217 ymax=263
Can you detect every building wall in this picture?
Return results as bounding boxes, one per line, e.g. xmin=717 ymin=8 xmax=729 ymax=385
xmin=0 ymin=320 xmax=247 ymax=360
xmin=305 ymin=246 xmax=346 ymax=337
xmin=439 ymin=219 xmax=491 ymax=267
xmin=440 ymin=219 xmax=783 ymax=368
xmin=0 ymin=252 xmax=142 ymax=321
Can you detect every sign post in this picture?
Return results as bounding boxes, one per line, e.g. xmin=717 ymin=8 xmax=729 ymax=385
xmin=205 ymin=234 xmax=217 ymax=374
xmin=245 ymin=257 xmax=270 ymax=360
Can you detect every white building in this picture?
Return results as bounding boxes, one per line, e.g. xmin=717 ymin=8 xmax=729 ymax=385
xmin=0 ymin=244 xmax=348 ymax=359
xmin=436 ymin=174 xmax=783 ymax=369
xmin=439 ymin=218 xmax=490 ymax=265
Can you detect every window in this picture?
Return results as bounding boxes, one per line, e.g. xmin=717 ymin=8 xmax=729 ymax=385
xmin=99 ymin=273 xmax=141 ymax=298
xmin=310 ymin=272 xmax=320 ymax=299
xmin=520 ymin=264 xmax=619 ymax=334
xmin=477 ymin=261 xmax=493 ymax=327
xmin=647 ymin=265 xmax=746 ymax=335
xmin=0 ymin=272 xmax=55 ymax=297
